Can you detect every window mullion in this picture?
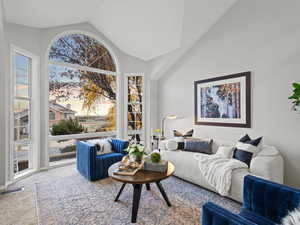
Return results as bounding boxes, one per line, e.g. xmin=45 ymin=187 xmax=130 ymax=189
xmin=49 ymin=60 xmax=117 ymax=76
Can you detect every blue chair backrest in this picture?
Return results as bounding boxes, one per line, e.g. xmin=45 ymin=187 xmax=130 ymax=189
xmin=243 ymin=175 xmax=300 ymax=224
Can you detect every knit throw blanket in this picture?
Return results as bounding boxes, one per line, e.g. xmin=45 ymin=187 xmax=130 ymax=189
xmin=194 ymin=154 xmax=248 ymax=196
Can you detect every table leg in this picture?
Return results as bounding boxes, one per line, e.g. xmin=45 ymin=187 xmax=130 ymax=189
xmin=156 ymin=182 xmax=171 ymax=207
xmin=132 ymin=184 xmax=142 ymax=223
xmin=146 ymin=183 xmax=151 ymax=191
xmin=114 ymin=183 xmax=126 ymax=202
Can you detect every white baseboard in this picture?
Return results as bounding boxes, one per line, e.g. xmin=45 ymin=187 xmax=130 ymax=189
xmin=0 ymin=185 xmax=7 ymax=191
xmin=2 ymin=161 xmax=76 ymax=190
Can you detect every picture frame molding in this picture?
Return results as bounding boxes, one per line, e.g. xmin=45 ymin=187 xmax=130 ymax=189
xmin=194 ymin=71 xmax=251 ymax=128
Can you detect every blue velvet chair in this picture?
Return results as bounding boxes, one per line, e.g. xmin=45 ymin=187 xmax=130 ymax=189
xmin=76 ymin=139 xmax=129 ymax=181
xmin=202 ymin=175 xmax=300 ymax=225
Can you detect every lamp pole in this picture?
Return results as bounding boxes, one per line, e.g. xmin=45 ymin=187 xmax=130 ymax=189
xmin=161 ymin=116 xmax=167 ymax=139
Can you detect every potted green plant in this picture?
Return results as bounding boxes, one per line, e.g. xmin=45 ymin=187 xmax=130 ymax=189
xmin=288 ymin=83 xmax=300 ymax=112
xmin=150 ymin=150 xmax=161 ymax=163
xmin=125 ymin=143 xmax=145 ymax=163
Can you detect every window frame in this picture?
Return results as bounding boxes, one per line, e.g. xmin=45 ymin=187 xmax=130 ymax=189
xmin=10 ymin=45 xmax=39 ymax=179
xmin=124 ymin=73 xmax=145 ymax=143
xmin=45 ymin=31 xmax=121 ymax=166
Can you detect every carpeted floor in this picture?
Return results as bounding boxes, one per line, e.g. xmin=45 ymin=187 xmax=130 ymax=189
xmin=34 ymin=166 xmax=241 ymax=225
xmin=0 ymin=164 xmax=241 ymax=225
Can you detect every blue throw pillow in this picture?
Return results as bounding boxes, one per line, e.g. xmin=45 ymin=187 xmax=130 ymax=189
xmin=233 ymin=134 xmax=263 ymax=167
xmin=184 ymin=138 xmax=213 ymax=154
xmin=110 ymin=139 xmax=129 ymax=154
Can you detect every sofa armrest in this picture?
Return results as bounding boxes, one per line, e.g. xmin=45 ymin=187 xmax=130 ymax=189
xmin=202 ymin=202 xmax=256 ymax=225
xmin=250 ymin=155 xmax=284 ymax=183
xmin=243 ymin=175 xmax=300 ymax=223
xmin=76 ymin=141 xmax=97 ymax=181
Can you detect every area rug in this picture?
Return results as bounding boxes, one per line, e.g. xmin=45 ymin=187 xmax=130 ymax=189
xmin=35 ymin=172 xmax=241 ymax=225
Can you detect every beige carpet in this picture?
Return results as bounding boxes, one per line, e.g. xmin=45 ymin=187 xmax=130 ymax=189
xmin=34 ymin=168 xmax=241 ymax=225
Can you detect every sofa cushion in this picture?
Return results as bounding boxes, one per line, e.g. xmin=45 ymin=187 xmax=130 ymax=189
xmin=110 ymin=139 xmax=129 ymax=154
xmin=184 ymin=138 xmax=212 ymax=154
xmin=96 ymin=152 xmax=124 ymax=160
xmin=257 ymin=146 xmax=279 ymax=157
xmin=95 ymin=152 xmax=124 ymax=178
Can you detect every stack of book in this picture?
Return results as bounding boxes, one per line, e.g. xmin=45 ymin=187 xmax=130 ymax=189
xmin=144 ymin=160 xmax=168 ymax=173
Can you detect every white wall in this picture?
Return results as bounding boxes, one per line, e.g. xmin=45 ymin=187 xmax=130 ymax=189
xmin=148 ymin=0 xmax=237 ymax=80
xmin=0 ymin=1 xmax=8 ymax=187
xmin=157 ymin=0 xmax=300 ymax=188
xmin=3 ymin=22 xmax=149 ymax=175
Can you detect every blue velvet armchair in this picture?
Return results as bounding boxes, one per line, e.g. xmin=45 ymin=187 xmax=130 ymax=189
xmin=202 ymin=175 xmax=300 ymax=225
xmin=76 ymin=139 xmax=128 ymax=181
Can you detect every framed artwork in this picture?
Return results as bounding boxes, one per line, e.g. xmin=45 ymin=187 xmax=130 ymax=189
xmin=194 ymin=71 xmax=251 ymax=128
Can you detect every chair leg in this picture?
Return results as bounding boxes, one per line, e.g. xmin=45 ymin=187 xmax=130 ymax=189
xmin=131 ymin=184 xmax=142 ymax=223
xmin=114 ymin=183 xmax=126 ymax=202
xmin=156 ymin=182 xmax=171 ymax=207
xmin=146 ymin=183 xmax=151 ymax=191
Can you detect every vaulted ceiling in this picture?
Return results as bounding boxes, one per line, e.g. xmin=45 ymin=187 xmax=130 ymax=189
xmin=3 ymin=0 xmax=237 ymax=63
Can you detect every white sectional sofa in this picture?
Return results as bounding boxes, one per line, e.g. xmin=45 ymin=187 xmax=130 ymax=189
xmin=160 ymin=138 xmax=284 ymax=203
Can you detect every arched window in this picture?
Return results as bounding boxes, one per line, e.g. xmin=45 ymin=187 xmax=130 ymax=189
xmin=48 ymin=33 xmax=118 ymax=163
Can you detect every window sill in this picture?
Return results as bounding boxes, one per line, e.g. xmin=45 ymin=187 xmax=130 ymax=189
xmin=49 ymin=158 xmax=76 ymax=168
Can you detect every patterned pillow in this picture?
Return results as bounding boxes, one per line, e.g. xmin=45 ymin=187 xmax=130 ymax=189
xmin=87 ymin=138 xmax=112 ymax=155
xmin=233 ymin=134 xmax=263 ymax=167
xmin=184 ymin=138 xmax=213 ymax=154
xmin=110 ymin=139 xmax=129 ymax=154
xmin=173 ymin=129 xmax=193 ymax=138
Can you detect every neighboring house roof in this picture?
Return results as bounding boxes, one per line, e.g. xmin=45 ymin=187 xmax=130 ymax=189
xmin=15 ymin=101 xmax=76 ymax=119
xmin=49 ymin=101 xmax=76 ymax=114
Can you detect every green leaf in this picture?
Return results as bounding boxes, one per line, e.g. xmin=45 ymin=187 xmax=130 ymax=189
xmin=292 ymin=83 xmax=300 ymax=89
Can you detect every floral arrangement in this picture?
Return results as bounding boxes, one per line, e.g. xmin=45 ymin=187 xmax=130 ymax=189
xmin=125 ymin=143 xmax=145 ymax=163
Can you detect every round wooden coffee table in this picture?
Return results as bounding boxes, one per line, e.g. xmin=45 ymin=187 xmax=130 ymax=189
xmin=108 ymin=162 xmax=175 ymax=223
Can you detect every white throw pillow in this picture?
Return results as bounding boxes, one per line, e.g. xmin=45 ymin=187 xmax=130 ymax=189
xmin=282 ymin=206 xmax=300 ymax=225
xmin=165 ymin=139 xmax=178 ymax=151
xmin=174 ymin=136 xmax=184 ymax=143
xmin=87 ymin=138 xmax=112 ymax=155
xmin=216 ymin=146 xmax=234 ymax=158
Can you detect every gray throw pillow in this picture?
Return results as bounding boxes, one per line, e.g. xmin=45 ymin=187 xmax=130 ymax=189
xmin=184 ymin=138 xmax=213 ymax=154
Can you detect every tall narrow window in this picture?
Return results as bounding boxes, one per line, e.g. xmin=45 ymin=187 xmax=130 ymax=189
xmin=48 ymin=33 xmax=118 ymax=164
xmin=125 ymin=74 xmax=145 ymax=143
xmin=12 ymin=51 xmax=33 ymax=174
